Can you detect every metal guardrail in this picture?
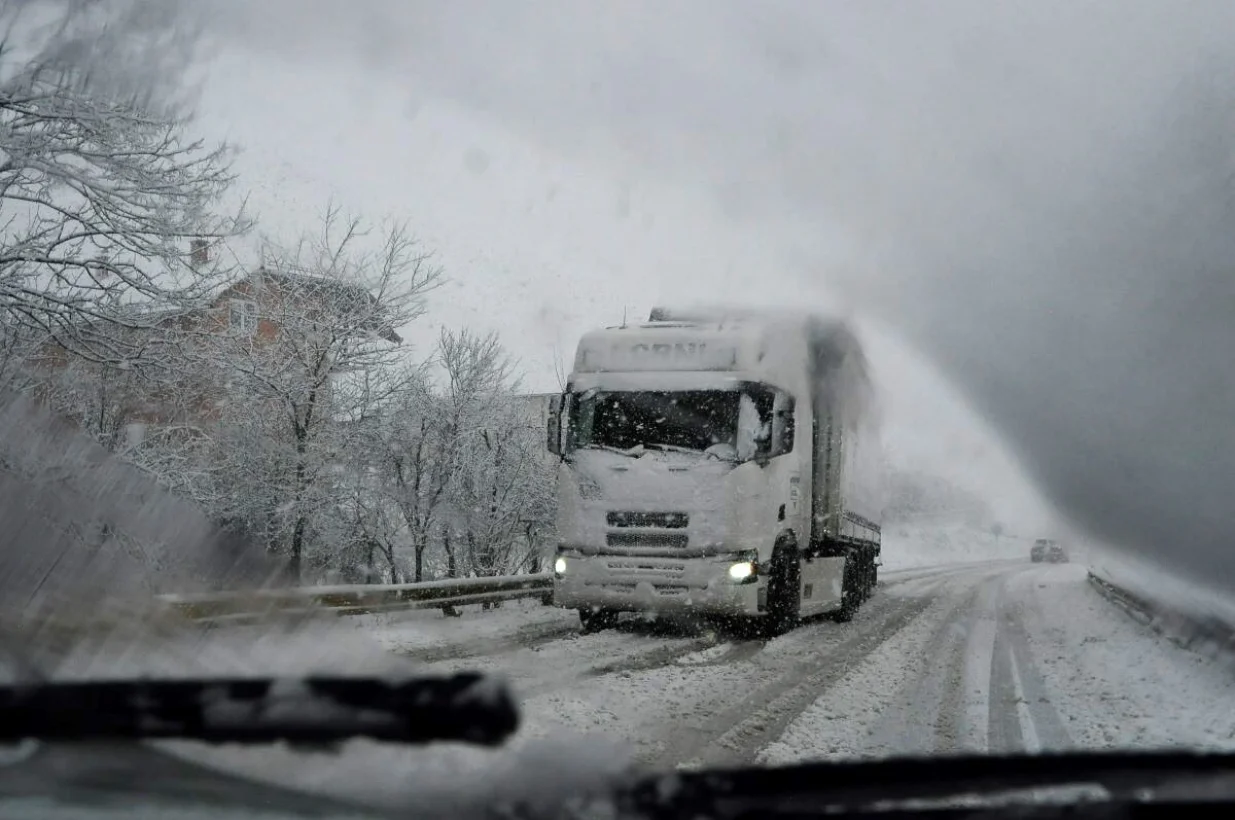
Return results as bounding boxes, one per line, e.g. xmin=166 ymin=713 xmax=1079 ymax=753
xmin=1087 ymin=571 xmax=1235 ymax=658
xmin=159 ymin=572 xmax=554 ymax=624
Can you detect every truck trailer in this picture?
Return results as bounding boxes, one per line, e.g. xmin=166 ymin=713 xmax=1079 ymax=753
xmin=546 ymin=306 xmax=883 ymax=634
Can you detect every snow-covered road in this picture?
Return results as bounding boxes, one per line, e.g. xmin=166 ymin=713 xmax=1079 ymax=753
xmin=367 ymin=559 xmax=1235 ymax=772
xmin=115 ymin=555 xmax=1235 ymax=814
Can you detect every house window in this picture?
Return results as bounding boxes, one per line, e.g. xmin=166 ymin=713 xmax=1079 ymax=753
xmin=229 ymin=299 xmax=258 ymax=334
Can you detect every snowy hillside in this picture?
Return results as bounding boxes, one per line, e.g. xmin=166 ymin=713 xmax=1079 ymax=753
xmin=880 ymin=520 xmax=1029 ymax=571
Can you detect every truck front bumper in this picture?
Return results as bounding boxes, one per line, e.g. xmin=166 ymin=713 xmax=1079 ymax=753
xmin=552 ymin=552 xmax=762 ymax=616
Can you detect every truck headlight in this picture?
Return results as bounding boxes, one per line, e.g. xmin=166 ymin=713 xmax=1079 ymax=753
xmin=728 ymin=560 xmax=755 ymax=581
xmin=554 ymin=557 xmax=568 ymax=576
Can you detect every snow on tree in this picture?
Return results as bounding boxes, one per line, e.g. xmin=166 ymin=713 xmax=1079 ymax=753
xmin=451 ymin=394 xmax=556 ymax=578
xmin=374 ymin=336 xmax=483 ymax=584
xmin=435 ymin=328 xmax=516 ymax=579
xmin=434 ymin=330 xmax=556 ymax=579
xmin=371 ymin=329 xmax=557 ymax=583
xmin=197 ymin=204 xmax=441 ymax=582
xmin=358 ymin=366 xmax=444 ymax=583
xmin=0 ymin=0 xmax=246 ymax=362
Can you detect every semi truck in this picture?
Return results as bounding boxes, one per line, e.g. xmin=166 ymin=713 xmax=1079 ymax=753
xmin=546 ymin=306 xmax=883 ymax=635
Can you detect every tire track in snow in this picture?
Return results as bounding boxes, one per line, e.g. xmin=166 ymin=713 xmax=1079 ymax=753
xmin=688 ymin=564 xmax=1025 ymax=768
xmin=879 ymin=559 xmax=1024 ymax=588
xmin=661 ymin=593 xmax=940 ymax=770
xmin=399 ymin=619 xmax=582 ymax=664
xmin=844 ymin=585 xmax=984 ymax=757
xmin=562 ymin=635 xmax=722 ymax=685
xmin=389 ymin=560 xmax=1011 ymax=668
xmin=672 ymin=638 xmax=769 ymax=669
xmin=987 ymin=581 xmax=1026 ymax=753
xmin=423 ymin=621 xmax=727 ymax=703
xmin=996 ymin=580 xmax=1073 ymax=751
xmin=507 ymin=563 xmax=1026 ymax=768
xmin=752 ymin=563 xmax=1045 ymax=764
xmin=974 ymin=568 xmax=1073 ymax=754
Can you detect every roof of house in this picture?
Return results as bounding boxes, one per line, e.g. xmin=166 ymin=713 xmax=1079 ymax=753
xmin=29 ymin=263 xmax=404 ymax=349
xmin=233 ymin=266 xmax=403 ymax=344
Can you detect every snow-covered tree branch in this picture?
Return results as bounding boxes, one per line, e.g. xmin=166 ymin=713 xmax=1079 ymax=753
xmin=0 ymin=0 xmax=247 ymax=360
xmin=368 ymin=329 xmax=557 ymax=583
xmin=204 ymin=204 xmax=442 ymax=581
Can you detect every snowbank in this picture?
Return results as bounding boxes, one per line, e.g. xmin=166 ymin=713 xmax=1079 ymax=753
xmin=360 ymin=599 xmax=577 ymax=658
xmin=1085 ymin=543 xmax=1235 ymax=629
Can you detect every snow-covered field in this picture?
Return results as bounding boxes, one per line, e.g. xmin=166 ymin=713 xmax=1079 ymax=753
xmin=47 ymin=525 xmax=1226 ymax=815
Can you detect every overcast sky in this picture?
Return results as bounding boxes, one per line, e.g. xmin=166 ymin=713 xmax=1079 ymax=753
xmin=184 ymin=1 xmax=1234 ymax=582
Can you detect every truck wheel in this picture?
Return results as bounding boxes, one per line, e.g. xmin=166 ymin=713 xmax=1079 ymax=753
xmin=858 ymin=550 xmax=872 ymax=600
xmin=834 ymin=555 xmax=860 ymax=622
xmin=578 ymin=608 xmax=618 ymax=633
xmin=764 ymin=539 xmax=802 ymax=637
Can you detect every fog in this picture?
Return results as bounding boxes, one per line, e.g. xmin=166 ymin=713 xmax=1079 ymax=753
xmin=191 ymin=0 xmax=1235 ymax=590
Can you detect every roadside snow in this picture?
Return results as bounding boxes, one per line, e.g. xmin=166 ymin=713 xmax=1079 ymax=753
xmin=1085 ymin=544 xmax=1235 ymax=629
xmin=360 ymin=599 xmax=578 ymax=658
xmin=416 ymin=621 xmax=709 ymax=702
xmin=1010 ymin=565 xmax=1235 ymax=751
xmin=28 ymin=616 xmax=415 ymax=683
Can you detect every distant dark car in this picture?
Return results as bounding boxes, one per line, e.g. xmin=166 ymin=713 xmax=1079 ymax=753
xmin=1031 ymin=538 xmax=1068 ymax=563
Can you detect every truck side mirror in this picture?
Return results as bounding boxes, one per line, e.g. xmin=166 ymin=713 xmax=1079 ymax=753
xmin=547 ymin=394 xmax=564 ymax=456
xmin=771 ymin=393 xmax=795 ymax=457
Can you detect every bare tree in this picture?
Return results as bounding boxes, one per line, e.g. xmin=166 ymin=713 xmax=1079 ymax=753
xmin=376 ymin=329 xmax=515 ymax=583
xmin=452 ymin=399 xmax=555 ymax=578
xmin=377 ymin=374 xmax=450 ymax=583
xmin=0 ymin=1 xmax=247 ymax=361
xmin=339 ymin=467 xmax=407 ymax=584
xmin=210 ymin=205 xmax=441 ymax=581
xmin=436 ymin=330 xmax=556 ymax=579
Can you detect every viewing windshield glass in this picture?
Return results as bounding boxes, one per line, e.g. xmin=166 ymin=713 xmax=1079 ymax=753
xmin=567 ymin=387 xmax=774 ymax=461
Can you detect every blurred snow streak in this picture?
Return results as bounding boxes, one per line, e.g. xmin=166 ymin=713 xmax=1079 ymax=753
xmin=0 ymin=389 xmax=359 ymax=680
xmin=0 ymin=388 xmax=277 ymax=606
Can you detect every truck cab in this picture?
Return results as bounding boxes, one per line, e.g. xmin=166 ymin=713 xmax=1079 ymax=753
xmin=547 ymin=308 xmax=882 ymax=634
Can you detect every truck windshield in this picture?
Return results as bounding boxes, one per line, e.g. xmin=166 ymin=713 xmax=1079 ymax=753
xmin=567 ymin=388 xmax=773 ymax=461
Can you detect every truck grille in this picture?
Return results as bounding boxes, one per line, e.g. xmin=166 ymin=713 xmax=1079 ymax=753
xmin=606 ymin=532 xmax=689 ymax=548
xmin=605 ymin=560 xmax=687 ymax=578
xmin=599 ymin=560 xmax=691 ymax=594
xmin=607 ymin=511 xmax=689 ymax=529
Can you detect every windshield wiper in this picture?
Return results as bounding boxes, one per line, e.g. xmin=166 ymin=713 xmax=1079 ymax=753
xmin=611 ymin=751 xmax=1235 ymax=818
xmin=582 ymin=442 xmax=710 ymax=459
xmin=582 ymin=443 xmax=641 ymax=457
xmin=0 ymin=672 xmax=517 ymax=747
xmin=641 ymin=442 xmax=705 ymax=456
